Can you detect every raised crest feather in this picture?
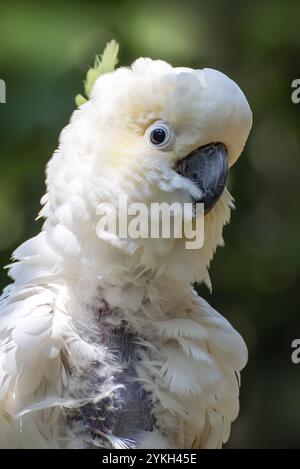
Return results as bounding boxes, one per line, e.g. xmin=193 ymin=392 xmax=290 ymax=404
xmin=75 ymin=39 xmax=119 ymax=106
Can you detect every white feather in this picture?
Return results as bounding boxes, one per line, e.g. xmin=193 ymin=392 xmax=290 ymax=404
xmin=0 ymin=56 xmax=252 ymax=448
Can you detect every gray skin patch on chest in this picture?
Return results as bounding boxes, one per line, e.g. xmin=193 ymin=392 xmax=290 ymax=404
xmin=79 ymin=315 xmax=155 ymax=448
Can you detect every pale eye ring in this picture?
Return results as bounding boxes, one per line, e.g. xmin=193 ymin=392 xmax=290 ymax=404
xmin=145 ymin=121 xmax=175 ymax=150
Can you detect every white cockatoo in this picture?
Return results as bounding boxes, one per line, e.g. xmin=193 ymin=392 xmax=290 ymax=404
xmin=0 ymin=41 xmax=252 ymax=449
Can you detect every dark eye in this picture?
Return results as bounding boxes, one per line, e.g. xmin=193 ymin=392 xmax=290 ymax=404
xmin=146 ymin=121 xmax=175 ymax=150
xmin=150 ymin=128 xmax=167 ymax=145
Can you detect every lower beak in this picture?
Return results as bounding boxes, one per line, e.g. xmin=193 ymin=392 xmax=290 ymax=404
xmin=174 ymin=143 xmax=228 ymax=214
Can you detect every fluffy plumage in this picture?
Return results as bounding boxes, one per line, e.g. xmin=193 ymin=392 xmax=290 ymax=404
xmin=0 ymin=54 xmax=252 ymax=448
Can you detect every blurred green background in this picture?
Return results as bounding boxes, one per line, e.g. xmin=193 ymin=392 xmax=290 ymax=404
xmin=1 ymin=0 xmax=300 ymax=449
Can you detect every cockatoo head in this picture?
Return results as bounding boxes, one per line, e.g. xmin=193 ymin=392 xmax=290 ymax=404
xmin=46 ymin=57 xmax=252 ymax=283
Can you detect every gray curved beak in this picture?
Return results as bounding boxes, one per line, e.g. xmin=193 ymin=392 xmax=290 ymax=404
xmin=174 ymin=143 xmax=228 ymax=214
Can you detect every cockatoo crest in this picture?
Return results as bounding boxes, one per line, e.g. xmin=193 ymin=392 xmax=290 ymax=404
xmin=75 ymin=39 xmax=120 ymax=106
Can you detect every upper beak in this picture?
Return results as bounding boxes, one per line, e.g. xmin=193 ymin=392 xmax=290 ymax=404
xmin=174 ymin=143 xmax=228 ymax=214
